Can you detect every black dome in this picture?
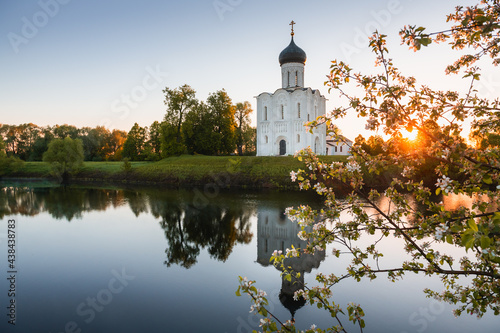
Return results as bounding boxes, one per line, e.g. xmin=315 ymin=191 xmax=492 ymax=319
xmin=279 ymin=37 xmax=307 ymax=65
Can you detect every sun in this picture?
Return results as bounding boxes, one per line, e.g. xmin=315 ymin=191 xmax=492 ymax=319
xmin=400 ymin=129 xmax=418 ymax=142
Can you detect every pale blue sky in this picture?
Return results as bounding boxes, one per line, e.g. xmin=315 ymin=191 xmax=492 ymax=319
xmin=1 ymin=0 xmax=489 ymax=140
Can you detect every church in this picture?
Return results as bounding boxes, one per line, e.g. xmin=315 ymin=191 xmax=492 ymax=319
xmin=256 ymin=22 xmax=329 ymax=156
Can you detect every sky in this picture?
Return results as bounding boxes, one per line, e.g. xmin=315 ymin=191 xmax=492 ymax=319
xmin=1 ymin=0 xmax=496 ymax=141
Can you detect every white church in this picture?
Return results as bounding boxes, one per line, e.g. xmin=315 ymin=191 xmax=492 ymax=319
xmin=256 ymin=22 xmax=351 ymax=157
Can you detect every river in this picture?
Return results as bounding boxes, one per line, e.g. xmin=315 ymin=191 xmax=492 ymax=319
xmin=0 ymin=182 xmax=497 ymax=332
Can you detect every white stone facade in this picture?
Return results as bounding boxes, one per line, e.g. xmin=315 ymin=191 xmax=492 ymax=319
xmin=326 ymin=136 xmax=352 ymax=156
xmin=256 ymin=85 xmax=326 ymax=156
xmin=256 ymin=43 xmax=327 ymax=156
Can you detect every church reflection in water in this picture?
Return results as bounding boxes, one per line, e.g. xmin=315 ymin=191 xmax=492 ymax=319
xmin=0 ymin=183 xmax=326 ymax=320
xmin=256 ymin=204 xmax=325 ymax=321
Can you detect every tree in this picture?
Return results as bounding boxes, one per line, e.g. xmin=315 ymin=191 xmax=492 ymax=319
xmin=206 ymin=89 xmax=237 ymax=155
xmin=79 ymin=126 xmax=111 ymax=161
xmin=145 ymin=121 xmax=162 ymax=161
xmin=122 ymin=123 xmax=147 ymax=161
xmin=160 ymin=121 xmax=186 ymax=157
xmin=182 ymin=102 xmax=218 ymax=155
xmin=0 ymin=136 xmax=24 ymax=176
xmin=234 ymin=101 xmax=253 ymax=155
xmin=52 ymin=124 xmax=79 ymax=140
xmin=108 ymin=129 xmax=128 ymax=161
xmin=238 ymin=1 xmax=500 ymax=331
xmin=29 ymin=126 xmax=54 ymax=161
xmin=42 ymin=137 xmax=84 ymax=184
xmin=163 ymin=84 xmax=197 ymax=144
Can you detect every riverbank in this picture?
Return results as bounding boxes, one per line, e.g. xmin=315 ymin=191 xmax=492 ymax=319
xmin=2 ymin=155 xmax=348 ymax=190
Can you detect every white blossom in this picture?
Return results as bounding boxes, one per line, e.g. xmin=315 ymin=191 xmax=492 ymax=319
xmin=290 ymin=170 xmax=298 ymax=182
xmin=435 ymin=225 xmax=449 ymax=240
xmin=313 ymin=183 xmax=328 ymax=194
xmin=313 ymin=222 xmax=325 ymax=231
xmin=436 ymin=175 xmax=453 ymax=193
xmin=286 ymin=247 xmax=299 ymax=257
xmin=346 ymin=161 xmax=361 ymax=173
xmin=441 ymin=148 xmax=450 ymax=158
xmin=365 ymin=116 xmax=378 ymax=130
xmin=402 ymin=166 xmax=412 ymax=178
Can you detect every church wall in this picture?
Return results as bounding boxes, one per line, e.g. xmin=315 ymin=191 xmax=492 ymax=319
xmin=257 ymin=88 xmax=327 ymax=156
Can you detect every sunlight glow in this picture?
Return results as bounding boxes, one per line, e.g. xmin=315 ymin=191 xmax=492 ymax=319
xmin=400 ymin=129 xmax=418 ymax=141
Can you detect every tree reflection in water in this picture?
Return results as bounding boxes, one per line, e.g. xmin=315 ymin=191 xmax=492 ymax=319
xmin=0 ymin=183 xmax=254 ymax=269
xmin=148 ymin=189 xmax=253 ymax=268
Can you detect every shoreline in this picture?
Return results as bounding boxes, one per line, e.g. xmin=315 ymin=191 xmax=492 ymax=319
xmin=2 ymin=155 xmax=350 ymax=190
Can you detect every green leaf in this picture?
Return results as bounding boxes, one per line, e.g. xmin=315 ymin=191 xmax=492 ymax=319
xmin=468 ymin=219 xmax=478 ymax=232
xmin=445 ymin=235 xmax=453 ymax=244
xmin=480 ymin=235 xmax=491 ymax=249
xmin=483 ymin=174 xmax=493 ymax=185
xmin=259 ymin=307 xmax=268 ymax=317
xmin=462 ymin=233 xmax=475 ymax=251
xmin=235 ymin=286 xmax=241 ymax=297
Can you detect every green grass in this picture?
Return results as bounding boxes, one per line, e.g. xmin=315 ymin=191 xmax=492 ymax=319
xmin=80 ymin=161 xmax=152 ymax=173
xmin=4 ymin=155 xmax=348 ymax=189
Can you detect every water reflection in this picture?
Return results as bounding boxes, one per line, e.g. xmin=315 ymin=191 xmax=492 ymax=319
xmin=0 ymin=183 xmax=326 ymax=322
xmin=257 ymin=204 xmax=325 ymax=320
xmin=149 ymin=192 xmax=253 ymax=268
xmin=0 ymin=184 xmax=253 ymax=268
xmin=0 ymin=186 xmax=126 ymax=220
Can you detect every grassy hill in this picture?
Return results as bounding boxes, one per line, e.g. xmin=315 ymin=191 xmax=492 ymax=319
xmin=3 ymin=155 xmax=348 ymax=189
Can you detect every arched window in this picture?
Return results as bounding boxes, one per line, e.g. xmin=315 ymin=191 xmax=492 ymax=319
xmin=264 ymin=106 xmax=267 ymax=121
xmin=297 ymin=103 xmax=301 ymax=118
xmin=265 ymin=135 xmax=268 ymax=144
xmin=295 ymin=71 xmax=298 ymax=86
xmin=281 ymin=105 xmax=284 ymax=119
xmin=307 ymin=114 xmax=310 ymax=121
xmin=297 ymin=134 xmax=300 ymax=143
xmin=340 ymin=146 xmax=343 ymax=152
xmin=287 ymin=72 xmax=290 ymax=87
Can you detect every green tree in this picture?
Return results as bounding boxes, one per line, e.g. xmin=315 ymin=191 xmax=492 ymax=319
xmin=234 ymin=101 xmax=253 ymax=155
xmin=239 ymin=1 xmax=500 ymax=331
xmin=182 ymin=102 xmax=218 ymax=155
xmin=206 ymin=89 xmax=236 ymax=155
xmin=122 ymin=123 xmax=147 ymax=161
xmin=163 ymin=84 xmax=197 ymax=144
xmin=52 ymin=124 xmax=79 ymax=139
xmin=242 ymin=126 xmax=256 ymax=155
xmin=160 ymin=122 xmax=186 ymax=157
xmin=42 ymin=137 xmax=84 ymax=184
xmin=29 ymin=126 xmax=54 ymax=161
xmin=79 ymin=126 xmax=111 ymax=161
xmin=0 ymin=136 xmax=24 ymax=176
xmin=145 ymin=120 xmax=162 ymax=161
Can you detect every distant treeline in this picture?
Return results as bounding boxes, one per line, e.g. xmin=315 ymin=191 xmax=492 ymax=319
xmin=0 ymin=84 xmax=256 ymax=162
xmin=0 ymin=123 xmax=127 ymax=161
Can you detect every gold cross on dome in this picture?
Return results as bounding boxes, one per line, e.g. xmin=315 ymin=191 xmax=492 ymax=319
xmin=290 ymin=20 xmax=296 ymax=36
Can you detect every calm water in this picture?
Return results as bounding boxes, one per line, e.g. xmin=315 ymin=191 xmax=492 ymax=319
xmin=0 ymin=183 xmax=497 ymax=333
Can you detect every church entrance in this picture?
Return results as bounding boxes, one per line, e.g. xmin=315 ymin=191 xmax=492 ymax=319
xmin=279 ymin=140 xmax=286 ymax=155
